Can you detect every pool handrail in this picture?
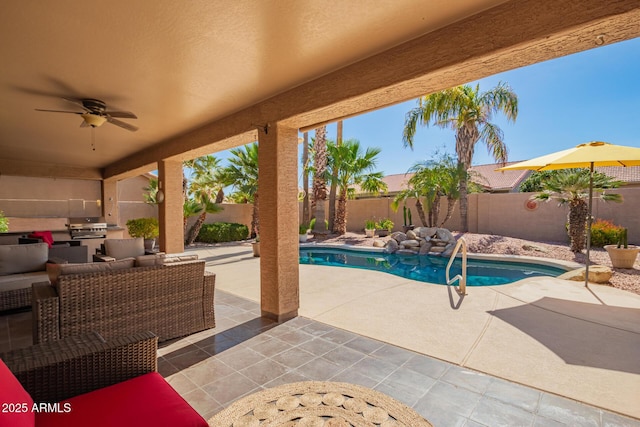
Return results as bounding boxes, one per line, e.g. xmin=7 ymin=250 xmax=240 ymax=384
xmin=446 ymin=237 xmax=467 ymax=295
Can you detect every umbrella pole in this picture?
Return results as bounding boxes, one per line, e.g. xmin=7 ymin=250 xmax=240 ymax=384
xmin=585 ymin=162 xmax=594 ymax=288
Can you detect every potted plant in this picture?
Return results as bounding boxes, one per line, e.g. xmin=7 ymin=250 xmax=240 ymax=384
xmin=402 ymin=206 xmax=414 ymax=233
xmin=252 ymin=235 xmax=260 ymax=257
xmin=126 ymin=217 xmax=159 ymax=251
xmin=604 ymin=228 xmax=639 ymax=268
xmin=377 ymin=218 xmax=394 ymax=237
xmin=364 ymin=219 xmax=377 ymax=238
xmin=299 ymin=223 xmax=309 ymax=242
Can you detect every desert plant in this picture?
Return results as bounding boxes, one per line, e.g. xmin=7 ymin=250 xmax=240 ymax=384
xmin=299 ymin=223 xmax=309 ymax=235
xmin=617 ymin=228 xmax=629 ymax=249
xmin=365 ymin=219 xmax=377 ymax=230
xmin=590 ymin=219 xmax=623 ymax=248
xmin=377 ymin=218 xmax=394 ymax=232
xmin=0 ymin=211 xmax=8 ymax=233
xmin=126 ymin=217 xmax=159 ymax=239
xmin=309 ymin=217 xmax=328 ymax=231
xmin=197 ymin=222 xmax=249 ymax=243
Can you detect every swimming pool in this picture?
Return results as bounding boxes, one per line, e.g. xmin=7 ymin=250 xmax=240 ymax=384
xmin=299 ymin=247 xmax=567 ymax=286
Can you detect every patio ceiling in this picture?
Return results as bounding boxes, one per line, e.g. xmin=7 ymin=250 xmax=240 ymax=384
xmin=1 ymin=1 xmax=639 ymax=180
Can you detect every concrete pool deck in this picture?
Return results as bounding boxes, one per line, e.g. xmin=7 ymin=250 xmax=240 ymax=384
xmin=190 ymin=244 xmax=640 ymax=420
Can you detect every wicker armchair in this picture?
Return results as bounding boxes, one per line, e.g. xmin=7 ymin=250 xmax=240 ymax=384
xmin=1 ymin=331 xmax=157 ymax=403
xmin=32 ymin=260 xmax=215 ymax=343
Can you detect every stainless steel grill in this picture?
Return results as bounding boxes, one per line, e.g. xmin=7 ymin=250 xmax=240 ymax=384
xmin=67 ymin=217 xmax=107 ymax=239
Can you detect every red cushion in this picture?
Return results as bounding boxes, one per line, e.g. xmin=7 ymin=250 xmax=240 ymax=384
xmin=0 ymin=358 xmax=35 ymax=427
xmin=28 ymin=231 xmax=54 ymax=248
xmin=35 ymin=372 xmax=207 ymax=427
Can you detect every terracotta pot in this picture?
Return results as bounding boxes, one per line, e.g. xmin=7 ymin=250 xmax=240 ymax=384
xmin=364 ymin=228 xmax=376 ymax=238
xmin=252 ymin=242 xmax=260 ymax=257
xmin=299 ymin=234 xmax=308 ymax=243
xmin=604 ymin=245 xmax=639 ymax=268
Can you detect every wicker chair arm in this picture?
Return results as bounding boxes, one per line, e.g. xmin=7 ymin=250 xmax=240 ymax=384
xmin=203 ymin=271 xmax=216 ymax=329
xmin=32 ymin=282 xmax=60 ymax=344
xmin=0 ymin=331 xmax=158 ymax=403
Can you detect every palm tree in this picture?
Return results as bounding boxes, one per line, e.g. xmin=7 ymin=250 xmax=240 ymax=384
xmin=403 ymin=82 xmax=518 ymax=231
xmin=301 ymin=132 xmax=311 ymax=225
xmin=328 ymin=121 xmax=343 ymax=232
xmin=531 ymin=169 xmax=622 ymax=252
xmin=185 ymin=155 xmax=224 ymax=245
xmin=224 ymin=143 xmax=259 ymax=237
xmin=327 ymin=139 xmax=387 ymax=234
xmin=183 ymin=198 xmax=203 ymax=236
xmin=311 ymin=126 xmax=328 ymax=232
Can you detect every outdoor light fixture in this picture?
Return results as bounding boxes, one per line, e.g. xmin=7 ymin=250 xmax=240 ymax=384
xmin=81 ymin=113 xmax=107 ymax=128
xmin=156 ymin=190 xmax=165 ymax=203
xmin=595 ymin=34 xmax=605 ymax=46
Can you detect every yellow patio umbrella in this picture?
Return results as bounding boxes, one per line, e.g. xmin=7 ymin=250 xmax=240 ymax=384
xmin=498 ymin=141 xmax=640 ymax=287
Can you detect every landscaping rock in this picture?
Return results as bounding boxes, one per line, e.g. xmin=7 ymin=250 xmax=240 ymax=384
xmin=436 ymin=228 xmax=455 ymax=243
xmin=430 ymin=246 xmax=445 ymax=253
xmin=373 ymin=239 xmax=385 ymax=248
xmin=406 ymin=229 xmax=418 ymax=240
xmin=391 ymin=232 xmax=407 ymax=243
xmin=522 ymin=244 xmax=548 ymax=253
xmin=396 ymin=249 xmax=418 ymax=255
xmin=419 ymin=243 xmax=432 ymax=255
xmin=383 ymin=239 xmax=399 ymax=253
xmin=401 ymin=239 xmax=420 ymax=247
xmin=559 ymin=265 xmax=613 ymax=284
xmin=419 ymin=227 xmax=437 ymax=238
xmin=442 ymin=243 xmax=456 ymax=257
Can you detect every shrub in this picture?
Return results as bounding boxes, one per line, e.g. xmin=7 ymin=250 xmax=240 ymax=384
xmin=126 ymin=217 xmax=159 ymax=239
xmin=590 ymin=219 xmax=623 ymax=247
xmin=0 ymin=211 xmax=8 ymax=233
xmin=197 ymin=222 xmax=248 ymax=243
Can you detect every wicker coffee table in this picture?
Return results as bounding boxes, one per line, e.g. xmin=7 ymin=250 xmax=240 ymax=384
xmin=208 ymin=381 xmax=432 ymax=426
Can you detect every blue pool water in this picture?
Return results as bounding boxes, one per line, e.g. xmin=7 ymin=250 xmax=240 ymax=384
xmin=299 ymin=247 xmax=567 ymax=286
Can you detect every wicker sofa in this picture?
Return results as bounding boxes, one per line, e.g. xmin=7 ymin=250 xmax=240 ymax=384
xmin=0 ymin=331 xmax=208 ymax=426
xmin=32 ymin=259 xmax=215 ymax=344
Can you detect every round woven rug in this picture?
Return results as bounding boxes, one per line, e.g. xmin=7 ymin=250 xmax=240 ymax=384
xmin=208 ymin=381 xmax=432 ymax=427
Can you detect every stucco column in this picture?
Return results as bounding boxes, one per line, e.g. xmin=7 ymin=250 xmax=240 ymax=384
xmin=258 ymin=123 xmax=299 ymax=321
xmin=101 ymin=178 xmax=119 ymax=225
xmin=158 ymin=159 xmax=184 ymax=254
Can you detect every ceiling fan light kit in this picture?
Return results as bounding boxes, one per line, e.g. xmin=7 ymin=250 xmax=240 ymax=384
xmin=81 ymin=113 xmax=107 ymax=128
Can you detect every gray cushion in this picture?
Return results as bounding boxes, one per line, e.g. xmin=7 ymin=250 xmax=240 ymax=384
xmin=0 ymin=271 xmax=50 ymax=292
xmin=104 ymin=238 xmax=145 ymax=259
xmin=0 ymin=243 xmax=48 ymax=275
xmin=47 ymin=257 xmax=136 ymax=285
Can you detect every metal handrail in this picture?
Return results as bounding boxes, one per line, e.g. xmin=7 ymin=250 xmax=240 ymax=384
xmin=445 ymin=237 xmax=467 ymax=295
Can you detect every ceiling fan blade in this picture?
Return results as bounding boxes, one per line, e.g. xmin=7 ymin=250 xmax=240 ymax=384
xmin=107 ymin=117 xmax=138 ymax=132
xmin=105 ymin=110 xmax=137 ymax=119
xmin=62 ymin=97 xmax=91 ymax=111
xmin=80 ymin=120 xmax=89 ymax=128
xmin=35 ymin=108 xmax=82 ymax=114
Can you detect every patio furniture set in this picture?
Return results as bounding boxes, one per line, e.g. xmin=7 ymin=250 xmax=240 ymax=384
xmin=0 ymin=237 xmax=215 ymax=426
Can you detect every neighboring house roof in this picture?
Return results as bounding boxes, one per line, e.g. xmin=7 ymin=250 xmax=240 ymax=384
xmin=354 ymin=163 xmax=640 ymax=196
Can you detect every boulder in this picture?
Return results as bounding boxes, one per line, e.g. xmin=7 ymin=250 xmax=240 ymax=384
xmin=558 ymin=265 xmax=613 ymax=284
xmin=372 ymin=239 xmax=385 ymax=248
xmin=397 ymin=249 xmax=418 ymax=256
xmin=430 ymin=246 xmax=445 ymax=253
xmin=391 ymin=232 xmax=407 ymax=243
xmin=419 ymin=227 xmax=437 ymax=238
xmin=522 ymin=244 xmax=548 ymax=253
xmin=406 ymin=229 xmax=418 ymax=240
xmin=383 ymin=239 xmax=399 ymax=253
xmin=419 ymin=243 xmax=432 ymax=255
xmin=442 ymin=243 xmax=456 ymax=257
xmin=436 ymin=228 xmax=455 ymax=243
xmin=401 ymin=239 xmax=420 ymax=247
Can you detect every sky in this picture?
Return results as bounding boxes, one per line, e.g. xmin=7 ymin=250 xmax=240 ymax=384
xmin=211 ymin=36 xmax=640 ymax=180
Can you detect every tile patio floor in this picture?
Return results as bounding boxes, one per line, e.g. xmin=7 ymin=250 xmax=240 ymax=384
xmin=2 ymin=290 xmax=638 ymax=427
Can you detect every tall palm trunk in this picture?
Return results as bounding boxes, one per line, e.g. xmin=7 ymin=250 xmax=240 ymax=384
xmin=335 ymin=188 xmax=348 ymax=235
xmin=251 ymin=191 xmax=260 ymax=238
xmin=312 ymin=126 xmax=327 ymax=232
xmin=414 ymin=199 xmax=427 ymax=227
xmin=568 ymin=199 xmax=588 ymax=252
xmin=215 ymin=188 xmax=224 ymax=204
xmin=187 ymin=212 xmax=207 ymax=245
xmin=302 ymin=132 xmax=310 ymax=224
xmin=440 ymin=195 xmax=457 ymax=227
xmin=455 ymin=125 xmax=478 ymax=232
xmin=328 ymin=121 xmax=342 ymax=231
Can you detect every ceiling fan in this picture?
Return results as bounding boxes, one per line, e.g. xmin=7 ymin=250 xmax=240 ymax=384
xmin=35 ymin=98 xmax=138 ymax=132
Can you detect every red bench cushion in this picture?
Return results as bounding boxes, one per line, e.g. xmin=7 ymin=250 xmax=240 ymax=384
xmin=0 ymin=358 xmax=35 ymax=427
xmin=36 ymin=372 xmax=207 ymax=427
